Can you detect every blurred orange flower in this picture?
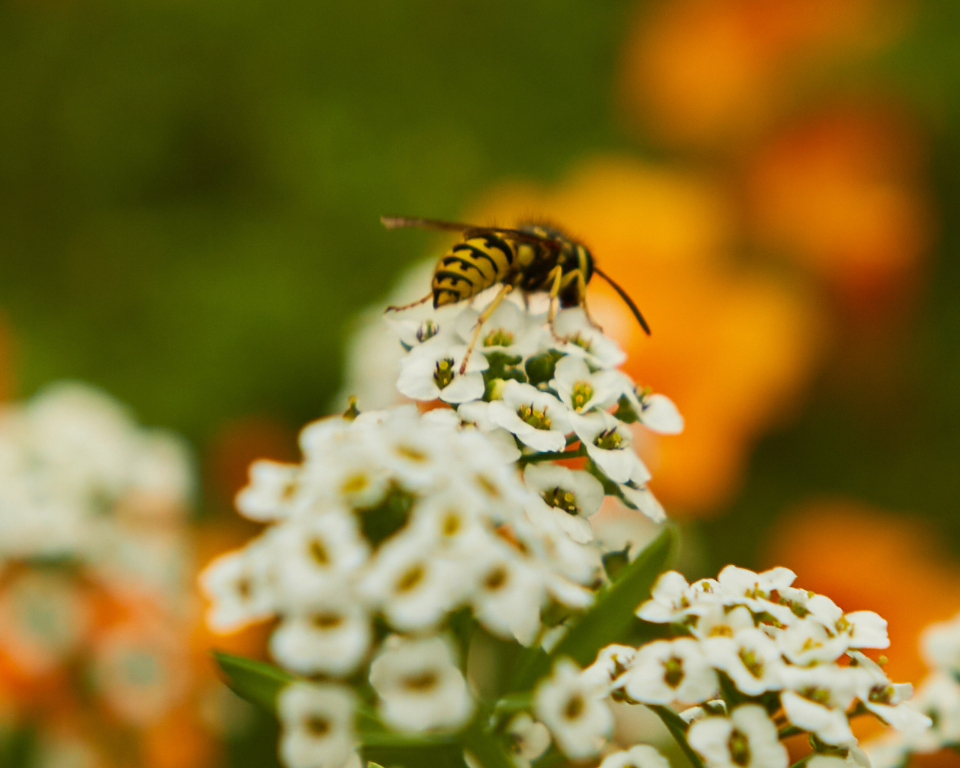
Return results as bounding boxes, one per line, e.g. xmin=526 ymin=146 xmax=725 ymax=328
xmin=620 ymin=0 xmax=913 ymax=147
xmin=747 ymin=104 xmax=931 ymax=319
xmin=468 ymin=157 xmax=823 ymax=515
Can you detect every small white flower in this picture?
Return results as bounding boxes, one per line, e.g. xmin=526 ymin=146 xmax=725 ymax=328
xmin=636 ymin=571 xmax=699 ymax=624
xmin=780 ymin=690 xmax=855 ymax=746
xmin=397 ymin=341 xmax=489 ymax=404
xmin=523 ymin=464 xmax=604 ymax=543
xmin=505 ymin=713 xmax=551 ymax=767
xmin=277 ymin=682 xmax=356 ymax=768
xmin=368 ymin=634 xmax=473 ymax=732
xmin=572 ymin=411 xmax=647 ymax=484
xmin=691 ymin=604 xmax=755 ymax=640
xmin=358 ymin=530 xmax=464 ymax=632
xmin=921 ymin=613 xmax=960 ymax=674
xmin=533 ymin=658 xmax=613 ymax=760
xmin=839 ymin=611 xmax=889 ymax=650
xmin=553 ymin=308 xmax=626 ymax=368
xmin=468 ymin=541 xmax=547 ymax=646
xmin=687 ymin=705 xmax=788 ymax=768
xmin=598 ymin=744 xmax=671 ymax=768
xmin=235 ymin=460 xmax=300 ymax=522
xmin=909 ymin=671 xmax=960 ymax=748
xmin=610 ymin=373 xmax=684 ymax=435
xmin=778 ymin=619 xmax=849 ymax=666
xmin=716 ymin=565 xmax=797 ymax=604
xmin=272 ymin=515 xmax=370 ymax=606
xmin=847 ymin=652 xmax=930 ymax=735
xmin=581 ymin=644 xmax=637 ymax=692
xmin=618 ymin=638 xmax=718 ymax=705
xmin=200 ymin=539 xmax=276 ymax=632
xmin=454 ymin=301 xmax=542 ymax=358
xmin=489 ymin=381 xmax=572 ymax=453
xmin=300 ymin=442 xmax=392 ymax=510
xmin=455 ymin=401 xmax=522 ymax=463
xmin=807 ymin=747 xmax=872 ymax=768
xmin=618 ymin=483 xmax=667 ymax=523
xmin=270 ymin=594 xmax=372 ymax=677
xmin=550 ymin=355 xmax=622 ymax=414
xmin=702 ymin=627 xmax=784 ymax=696
xmin=521 ymin=501 xmax=603 ymax=589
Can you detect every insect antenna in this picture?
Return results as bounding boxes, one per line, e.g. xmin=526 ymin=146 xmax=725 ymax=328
xmin=592 ymin=267 xmax=651 ymax=336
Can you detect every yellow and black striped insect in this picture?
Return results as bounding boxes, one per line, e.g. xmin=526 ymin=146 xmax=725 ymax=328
xmin=382 ymin=216 xmax=650 ymax=373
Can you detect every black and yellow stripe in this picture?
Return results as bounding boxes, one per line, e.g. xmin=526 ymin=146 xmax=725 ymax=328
xmin=432 ymin=232 xmax=519 ymax=306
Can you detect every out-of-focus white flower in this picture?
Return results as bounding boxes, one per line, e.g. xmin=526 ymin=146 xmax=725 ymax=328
xmin=505 ymin=713 xmax=551 ymax=767
xmin=582 ymin=644 xmax=637 ymax=692
xmin=454 ymin=301 xmax=543 ymax=359
xmin=598 ymin=744 xmax=671 ymax=768
xmin=806 ymin=747 xmax=872 ymax=768
xmin=467 ymin=539 xmax=546 ymax=645
xmin=921 ymin=613 xmax=960 ymax=674
xmin=368 ymin=635 xmax=473 ymax=732
xmin=200 ymin=539 xmax=276 ymax=633
xmin=397 ymin=340 xmax=489 ymax=404
xmin=236 ymin=460 xmax=300 ymax=522
xmin=553 ymin=308 xmax=626 ymax=368
xmin=278 ymin=683 xmax=357 ymax=768
xmin=358 ymin=530 xmax=465 ymax=632
xmin=270 ymin=594 xmax=372 ymax=677
xmin=533 ymin=658 xmax=613 ymax=760
xmin=523 ymin=464 xmax=603 ymax=543
xmin=489 ymin=381 xmax=572 ymax=453
xmin=618 ymin=638 xmax=718 ymax=705
xmin=687 ymin=705 xmax=788 ymax=768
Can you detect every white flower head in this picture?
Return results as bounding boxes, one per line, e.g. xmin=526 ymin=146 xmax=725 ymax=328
xmin=572 ymin=411 xmax=647 ymax=484
xmin=489 ymin=381 xmax=572 ymax=453
xmin=278 ymin=682 xmax=357 ymax=768
xmin=687 ymin=704 xmax=788 ymax=768
xmin=921 ymin=612 xmax=960 ymax=673
xmin=523 ymin=463 xmax=604 ymax=543
xmin=618 ymin=638 xmax=718 ymax=705
xmin=533 ymin=658 xmax=613 ymax=760
xmin=581 ymin=644 xmax=637 ymax=692
xmin=368 ymin=634 xmax=473 ymax=733
xmin=397 ymin=340 xmax=489 ymax=404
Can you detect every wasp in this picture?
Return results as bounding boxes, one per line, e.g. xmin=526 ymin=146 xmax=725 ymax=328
xmin=382 ymin=216 xmax=650 ymax=373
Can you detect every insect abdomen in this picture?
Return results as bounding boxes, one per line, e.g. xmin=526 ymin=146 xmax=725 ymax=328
xmin=432 ymin=233 xmax=516 ymax=307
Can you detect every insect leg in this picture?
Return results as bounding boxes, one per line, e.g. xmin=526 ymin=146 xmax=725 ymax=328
xmin=459 ymin=283 xmax=514 ymax=375
xmin=545 ymin=266 xmax=564 ymax=341
xmin=385 ymin=292 xmax=433 ymax=313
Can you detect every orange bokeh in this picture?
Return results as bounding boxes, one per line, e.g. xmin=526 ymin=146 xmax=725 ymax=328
xmin=621 ymin=0 xmax=913 ymax=147
xmin=467 ymin=157 xmax=823 ymax=515
xmin=747 ymin=104 xmax=931 ymax=318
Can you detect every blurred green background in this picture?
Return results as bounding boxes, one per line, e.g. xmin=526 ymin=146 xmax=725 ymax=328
xmin=3 ymin=1 xmax=960 ymax=765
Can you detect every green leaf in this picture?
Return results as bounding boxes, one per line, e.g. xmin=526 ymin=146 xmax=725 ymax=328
xmin=511 ymin=526 xmax=677 ymax=690
xmin=361 ymin=742 xmax=469 ymax=768
xmin=552 ymin=526 xmax=677 ymax=664
xmin=462 ymin=723 xmax=516 ymax=768
xmin=524 ymin=350 xmax=564 ymax=385
xmin=650 ymin=705 xmax=706 ymax=768
xmin=213 ymin=651 xmax=295 ymax=713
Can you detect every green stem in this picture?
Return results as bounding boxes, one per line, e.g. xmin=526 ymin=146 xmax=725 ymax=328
xmin=517 ymin=446 xmax=586 ymax=466
xmin=649 ymin=705 xmax=706 ymax=768
xmin=778 ymin=725 xmax=802 ymax=739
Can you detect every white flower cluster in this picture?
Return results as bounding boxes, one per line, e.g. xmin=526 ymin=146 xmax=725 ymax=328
xmin=0 ymin=382 xmax=193 ymax=580
xmin=865 ymin=610 xmax=960 ymax=767
xmin=390 ymin=294 xmax=682 ymax=525
xmin=202 ymin=405 xmax=618 ymax=768
xmin=527 ymin=566 xmax=929 ymax=767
